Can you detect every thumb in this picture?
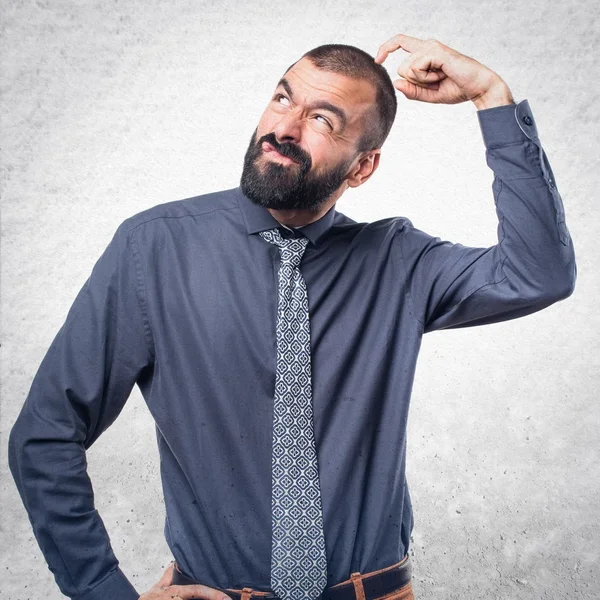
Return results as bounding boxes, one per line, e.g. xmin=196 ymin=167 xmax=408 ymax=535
xmin=394 ymin=78 xmax=437 ymax=102
xmin=157 ymin=562 xmax=175 ymax=587
xmin=393 ymin=78 xmax=415 ymax=99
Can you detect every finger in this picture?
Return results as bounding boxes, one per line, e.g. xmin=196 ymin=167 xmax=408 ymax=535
xmin=157 ymin=563 xmax=175 ymax=588
xmin=402 ymin=72 xmax=441 ymax=89
xmin=429 ymin=69 xmax=447 ymax=82
xmin=374 ymin=33 xmax=428 ymax=64
xmin=414 ymin=67 xmax=445 ymax=83
xmin=408 ymin=67 xmax=444 ymax=86
xmin=395 ymin=55 xmax=442 ymax=88
xmin=167 ymin=583 xmax=233 ymax=600
xmin=410 ymin=54 xmax=447 ymax=81
xmin=394 ymin=78 xmax=440 ymax=101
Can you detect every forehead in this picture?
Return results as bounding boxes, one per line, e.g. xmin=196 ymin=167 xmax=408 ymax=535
xmin=277 ymin=57 xmax=376 ymax=128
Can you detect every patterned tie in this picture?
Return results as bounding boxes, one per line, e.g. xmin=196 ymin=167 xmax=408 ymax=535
xmin=259 ymin=226 xmax=328 ymax=600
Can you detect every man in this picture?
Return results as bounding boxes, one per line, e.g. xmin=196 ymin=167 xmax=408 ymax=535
xmin=8 ymin=34 xmax=576 ymax=600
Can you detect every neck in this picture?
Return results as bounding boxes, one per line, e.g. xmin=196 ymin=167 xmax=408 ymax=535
xmin=267 ymin=189 xmax=342 ymax=228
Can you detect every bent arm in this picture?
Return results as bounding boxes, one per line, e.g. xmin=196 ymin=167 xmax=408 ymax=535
xmin=8 ymin=221 xmax=155 ymax=600
xmin=397 ymin=99 xmax=576 ymax=333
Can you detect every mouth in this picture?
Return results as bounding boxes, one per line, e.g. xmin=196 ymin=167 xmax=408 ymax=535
xmin=261 ymin=141 xmax=299 ymax=165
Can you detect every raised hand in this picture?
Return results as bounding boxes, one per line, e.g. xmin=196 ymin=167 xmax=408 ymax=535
xmin=374 ymin=34 xmax=513 ymax=108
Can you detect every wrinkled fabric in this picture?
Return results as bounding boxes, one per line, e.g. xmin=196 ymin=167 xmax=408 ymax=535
xmin=8 ymin=99 xmax=576 ymax=600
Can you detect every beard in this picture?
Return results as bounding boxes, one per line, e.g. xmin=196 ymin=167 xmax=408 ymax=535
xmin=240 ymin=128 xmax=355 ymax=213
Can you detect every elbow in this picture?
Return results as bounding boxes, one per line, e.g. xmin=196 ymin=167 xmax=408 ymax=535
xmin=538 ymin=262 xmax=577 ymax=304
xmin=513 ymin=262 xmax=577 ymax=308
xmin=7 ymin=417 xmax=25 ymax=486
xmin=7 ymin=412 xmax=41 ymax=484
xmin=559 ymin=270 xmax=577 ymax=300
xmin=554 ymin=260 xmax=577 ymax=300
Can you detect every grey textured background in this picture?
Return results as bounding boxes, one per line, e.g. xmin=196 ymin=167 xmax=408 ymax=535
xmin=1 ymin=1 xmax=598 ymax=599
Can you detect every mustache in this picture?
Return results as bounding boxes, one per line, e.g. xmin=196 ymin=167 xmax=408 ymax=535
xmin=258 ymin=133 xmax=311 ymax=168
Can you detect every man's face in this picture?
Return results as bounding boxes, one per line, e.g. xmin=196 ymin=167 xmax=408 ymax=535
xmin=240 ymin=57 xmax=378 ymax=212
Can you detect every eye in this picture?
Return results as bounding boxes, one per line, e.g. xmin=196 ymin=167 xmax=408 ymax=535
xmin=314 ymin=114 xmax=332 ymax=128
xmin=274 ymin=93 xmax=290 ymax=106
xmin=272 ymin=94 xmax=333 ymax=130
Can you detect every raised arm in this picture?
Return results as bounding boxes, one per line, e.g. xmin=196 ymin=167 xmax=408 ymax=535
xmin=375 ymin=34 xmax=576 ymax=332
xmin=397 ymin=99 xmax=576 ymax=333
xmin=8 ymin=220 xmax=155 ymax=600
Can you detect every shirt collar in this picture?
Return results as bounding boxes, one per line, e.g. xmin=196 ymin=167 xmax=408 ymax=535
xmin=234 ymin=185 xmax=337 ymax=247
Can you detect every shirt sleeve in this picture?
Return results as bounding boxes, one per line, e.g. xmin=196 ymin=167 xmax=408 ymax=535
xmin=396 ymin=99 xmax=577 ymax=334
xmin=8 ymin=220 xmax=155 ymax=600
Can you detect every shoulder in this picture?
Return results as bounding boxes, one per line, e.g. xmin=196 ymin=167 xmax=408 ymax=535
xmin=328 ymin=207 xmax=417 ymax=245
xmin=364 ymin=215 xmax=413 ymax=233
xmin=118 ymin=187 xmax=240 ymax=236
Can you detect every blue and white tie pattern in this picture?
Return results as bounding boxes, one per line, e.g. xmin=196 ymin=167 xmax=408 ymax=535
xmin=259 ymin=227 xmax=328 ymax=600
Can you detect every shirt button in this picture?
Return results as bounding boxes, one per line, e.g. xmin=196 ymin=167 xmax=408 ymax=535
xmin=522 ymin=115 xmax=533 ymax=126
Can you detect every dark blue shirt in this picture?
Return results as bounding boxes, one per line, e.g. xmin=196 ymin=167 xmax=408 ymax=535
xmin=8 ymin=99 xmax=576 ymax=600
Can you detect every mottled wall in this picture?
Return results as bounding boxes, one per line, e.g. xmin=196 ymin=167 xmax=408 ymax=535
xmin=1 ymin=1 xmax=598 ymax=598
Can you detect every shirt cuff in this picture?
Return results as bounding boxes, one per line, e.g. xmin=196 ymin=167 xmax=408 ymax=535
xmin=477 ymin=99 xmax=539 ymax=147
xmin=73 ymin=567 xmax=139 ymax=600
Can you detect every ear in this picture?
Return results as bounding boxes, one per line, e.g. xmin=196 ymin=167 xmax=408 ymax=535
xmin=346 ymin=150 xmax=381 ymax=188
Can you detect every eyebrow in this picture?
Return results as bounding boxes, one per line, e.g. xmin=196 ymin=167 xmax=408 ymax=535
xmin=276 ymin=77 xmax=348 ymax=131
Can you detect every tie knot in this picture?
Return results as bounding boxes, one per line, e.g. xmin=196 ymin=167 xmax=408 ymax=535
xmin=259 ymin=227 xmax=309 ymax=267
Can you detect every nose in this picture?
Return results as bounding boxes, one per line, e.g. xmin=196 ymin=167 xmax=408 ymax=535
xmin=272 ymin=111 xmax=302 ymax=145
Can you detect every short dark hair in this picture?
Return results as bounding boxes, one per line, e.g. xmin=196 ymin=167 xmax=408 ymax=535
xmin=284 ymin=43 xmax=398 ymax=153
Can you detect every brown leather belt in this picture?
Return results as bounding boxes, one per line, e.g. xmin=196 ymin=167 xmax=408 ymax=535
xmin=172 ymin=554 xmax=412 ymax=600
